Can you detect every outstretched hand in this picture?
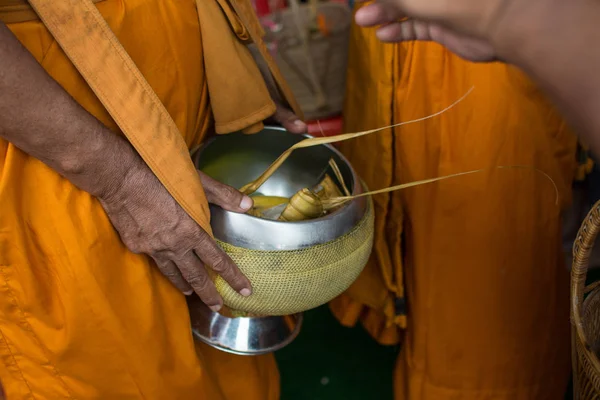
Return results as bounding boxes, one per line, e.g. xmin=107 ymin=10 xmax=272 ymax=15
xmin=353 ymin=0 xmax=536 ymax=63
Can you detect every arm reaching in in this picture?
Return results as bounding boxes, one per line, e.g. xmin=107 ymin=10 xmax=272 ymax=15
xmin=0 ymin=21 xmax=252 ymax=311
xmin=355 ymin=0 xmax=600 ymax=156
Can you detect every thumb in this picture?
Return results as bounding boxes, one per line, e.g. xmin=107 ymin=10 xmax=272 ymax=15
xmin=272 ymin=104 xmax=307 ymax=134
xmin=198 ymin=171 xmax=253 ymax=213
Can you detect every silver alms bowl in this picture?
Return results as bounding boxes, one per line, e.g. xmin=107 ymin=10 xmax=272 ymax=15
xmin=192 ymin=126 xmax=367 ymax=250
xmin=187 ymin=126 xmax=372 ymax=355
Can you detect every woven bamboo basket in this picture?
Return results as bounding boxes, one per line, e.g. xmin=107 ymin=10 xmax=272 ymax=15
xmin=571 ymin=199 xmax=600 ymax=399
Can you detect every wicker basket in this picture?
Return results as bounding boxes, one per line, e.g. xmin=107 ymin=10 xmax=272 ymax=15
xmin=571 ymin=199 xmax=600 ymax=399
xmin=263 ymin=1 xmax=351 ymax=120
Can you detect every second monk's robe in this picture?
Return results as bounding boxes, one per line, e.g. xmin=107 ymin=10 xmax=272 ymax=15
xmin=330 ymin=13 xmax=578 ymax=400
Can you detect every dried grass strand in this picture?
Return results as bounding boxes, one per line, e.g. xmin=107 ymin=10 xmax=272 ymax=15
xmin=329 ymin=158 xmax=351 ymax=196
xmin=321 ymin=165 xmax=560 ymax=209
xmin=240 ymin=87 xmax=475 ymax=195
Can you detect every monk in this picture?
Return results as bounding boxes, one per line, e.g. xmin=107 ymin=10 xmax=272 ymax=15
xmin=0 ymin=0 xmax=305 ymax=398
xmin=330 ymin=2 xmax=579 ymax=399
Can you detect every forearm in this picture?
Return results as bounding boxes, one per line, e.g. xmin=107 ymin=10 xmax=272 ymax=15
xmin=495 ymin=0 xmax=600 ymax=154
xmin=0 ymin=22 xmax=137 ymax=198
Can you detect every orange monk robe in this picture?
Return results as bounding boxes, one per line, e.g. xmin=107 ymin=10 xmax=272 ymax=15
xmin=0 ymin=0 xmax=281 ymax=398
xmin=330 ymin=9 xmax=578 ymax=400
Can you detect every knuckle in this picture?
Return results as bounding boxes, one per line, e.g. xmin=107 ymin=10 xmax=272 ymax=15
xmin=153 ymin=233 xmax=195 ymax=260
xmin=196 ymin=232 xmax=211 ymax=246
xmin=186 ymin=272 xmax=210 ymax=291
xmin=209 ymin=257 xmax=231 ymax=274
xmin=200 ymin=296 xmax=220 ymax=308
xmin=161 ymin=268 xmax=182 ymax=280
xmin=152 ymin=258 xmax=174 ymax=274
xmin=124 ymin=239 xmax=145 ymax=255
xmin=151 ymin=232 xmax=177 ymax=250
xmin=217 ymin=184 xmax=239 ymax=203
xmin=195 ymin=236 xmax=218 ymax=257
xmin=151 ymin=242 xmax=177 ymax=260
xmin=179 ymin=218 xmax=197 ymax=232
xmin=181 ymin=222 xmax=203 ymax=243
xmin=151 ymin=258 xmax=190 ymax=291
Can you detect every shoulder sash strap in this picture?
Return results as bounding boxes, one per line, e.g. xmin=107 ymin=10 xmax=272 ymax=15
xmin=27 ymin=0 xmax=304 ymax=235
xmin=27 ymin=0 xmax=213 ymax=234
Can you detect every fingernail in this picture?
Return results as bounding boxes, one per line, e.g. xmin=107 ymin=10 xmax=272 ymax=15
xmin=240 ymin=196 xmax=253 ymax=210
xmin=209 ymin=304 xmax=222 ymax=313
xmin=183 ymin=290 xmax=194 ymax=296
xmin=294 ymin=120 xmax=305 ymax=128
xmin=240 ymin=288 xmax=252 ymax=297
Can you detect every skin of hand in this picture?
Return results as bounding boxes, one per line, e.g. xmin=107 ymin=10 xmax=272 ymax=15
xmin=97 ymin=156 xmax=256 ymax=312
xmin=79 ymin=43 xmax=314 ymax=312
xmin=352 ymin=0 xmax=600 ymax=155
xmin=0 ymin=18 xmax=306 ymax=314
xmin=98 ymin=41 xmax=312 ymax=310
xmin=0 ymin=21 xmax=258 ymax=313
xmin=351 ymin=0 xmax=551 ymax=63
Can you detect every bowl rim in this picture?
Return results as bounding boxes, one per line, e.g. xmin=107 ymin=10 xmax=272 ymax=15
xmin=192 ymin=126 xmax=367 ymax=250
xmin=193 ymin=126 xmax=364 ymax=224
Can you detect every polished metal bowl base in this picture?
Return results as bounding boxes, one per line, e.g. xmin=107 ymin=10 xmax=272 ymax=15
xmin=187 ymin=295 xmax=303 ymax=356
xmin=187 ymin=127 xmax=363 ymax=354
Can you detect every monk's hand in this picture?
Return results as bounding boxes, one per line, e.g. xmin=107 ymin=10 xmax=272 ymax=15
xmin=98 ymin=161 xmax=253 ymax=312
xmin=248 ymin=44 xmax=307 ymax=134
xmin=354 ymin=0 xmax=542 ymax=63
xmin=267 ymin=95 xmax=307 ymax=134
xmin=261 ymin=70 xmax=307 ymax=134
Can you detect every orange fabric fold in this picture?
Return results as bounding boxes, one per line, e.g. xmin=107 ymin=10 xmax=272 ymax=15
xmin=0 ymin=0 xmax=286 ymax=398
xmin=28 ymin=0 xmax=214 ymax=235
xmin=0 ymin=0 xmax=104 ymax=23
xmin=198 ymin=0 xmax=276 ymax=134
xmin=332 ymin=4 xmax=577 ymax=399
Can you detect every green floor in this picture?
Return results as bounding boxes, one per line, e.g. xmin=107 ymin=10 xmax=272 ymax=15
xmin=275 ymin=305 xmax=398 ymax=400
xmin=275 ymin=304 xmax=576 ymax=400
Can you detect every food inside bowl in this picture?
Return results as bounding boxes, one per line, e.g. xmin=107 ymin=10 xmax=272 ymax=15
xmin=247 ymin=159 xmax=349 ymax=221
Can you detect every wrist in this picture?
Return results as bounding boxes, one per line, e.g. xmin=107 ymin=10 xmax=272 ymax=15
xmin=58 ymin=119 xmax=142 ymax=201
